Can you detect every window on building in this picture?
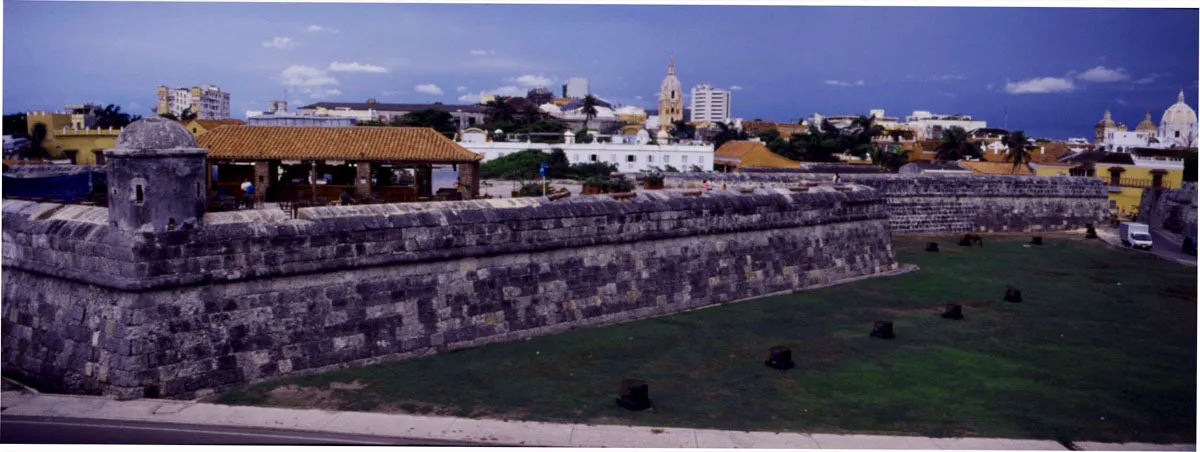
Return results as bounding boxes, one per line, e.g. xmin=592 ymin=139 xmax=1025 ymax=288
xmin=1109 ymin=200 xmax=1117 ymax=209
xmin=648 ymin=155 xmax=654 ymax=163
xmin=590 ymin=154 xmax=598 ymax=162
xmin=1176 ymin=131 xmax=1181 ymax=138
xmin=627 ymin=155 xmax=636 ymax=163
xmin=699 ymin=157 xmax=705 ymax=165
xmin=682 ymin=156 xmax=689 ymax=163
xmin=664 ymin=155 xmax=670 ymax=163
xmin=135 ymin=184 xmax=144 ymax=205
xmin=610 ymin=154 xmax=616 ymax=162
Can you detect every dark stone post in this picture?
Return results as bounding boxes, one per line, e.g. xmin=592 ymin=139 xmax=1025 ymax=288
xmin=764 ymin=346 xmax=795 ymax=370
xmin=870 ymin=321 xmax=895 ymax=339
xmin=941 ymin=303 xmax=963 ymax=320
xmin=354 ymin=161 xmax=372 ymax=199
xmin=616 ymin=379 xmax=653 ymax=411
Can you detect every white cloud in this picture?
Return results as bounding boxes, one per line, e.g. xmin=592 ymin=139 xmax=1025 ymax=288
xmin=986 ymin=82 xmax=995 ymax=91
xmin=1076 ymin=66 xmax=1130 ymax=83
xmin=306 ymin=25 xmax=338 ymax=33
xmin=457 ymin=86 xmax=524 ymax=103
xmin=469 ymin=49 xmax=494 ymax=56
xmin=855 ymin=80 xmax=865 ymax=86
xmin=1116 ymin=98 xmax=1128 ymax=105
xmin=825 ymin=80 xmax=852 ymax=87
xmin=327 ymin=61 xmax=388 ymax=74
xmin=635 ymin=95 xmax=643 ymax=100
xmin=415 ymin=84 xmax=444 ymax=95
xmin=456 ymin=86 xmax=467 ymax=93
xmin=911 ymin=74 xmax=965 ymax=82
xmin=279 ymin=65 xmax=340 ymax=99
xmin=262 ymin=37 xmax=294 ymax=50
xmin=280 ymin=65 xmax=339 ymax=88
xmin=729 ymin=85 xmax=743 ymax=90
xmin=510 ymin=74 xmax=553 ymax=88
xmin=1135 ymin=73 xmax=1161 ymax=85
xmin=1004 ymin=77 xmax=1075 ymax=94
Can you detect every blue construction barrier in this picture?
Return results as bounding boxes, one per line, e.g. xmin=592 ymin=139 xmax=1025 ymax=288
xmin=2 ymin=170 xmax=104 ymax=202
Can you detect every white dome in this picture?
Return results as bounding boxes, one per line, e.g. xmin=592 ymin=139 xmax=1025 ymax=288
xmin=1162 ymin=90 xmax=1197 ymax=128
xmin=539 ymin=103 xmax=562 ymax=115
xmin=659 ymin=58 xmax=681 ymax=101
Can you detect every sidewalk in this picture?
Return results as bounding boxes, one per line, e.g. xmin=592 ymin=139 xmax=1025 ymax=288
xmin=0 ymin=391 xmax=1193 ymax=450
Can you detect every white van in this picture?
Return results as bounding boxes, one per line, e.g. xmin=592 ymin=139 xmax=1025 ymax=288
xmin=1119 ymin=222 xmax=1153 ymax=251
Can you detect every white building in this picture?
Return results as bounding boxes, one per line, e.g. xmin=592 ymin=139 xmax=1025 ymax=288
xmin=156 ymin=84 xmax=232 ymax=119
xmin=903 ymin=111 xmax=987 ymax=140
xmin=1160 ymin=90 xmax=1197 ymax=148
xmin=562 ymin=77 xmax=590 ymax=99
xmin=457 ymin=129 xmax=714 ymax=173
xmin=689 ymin=83 xmax=731 ymax=124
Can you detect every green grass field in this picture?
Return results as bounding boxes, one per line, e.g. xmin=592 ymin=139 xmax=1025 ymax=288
xmin=217 ymin=235 xmax=1197 ymax=444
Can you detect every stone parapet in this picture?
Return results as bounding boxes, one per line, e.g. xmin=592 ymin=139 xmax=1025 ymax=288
xmin=666 ymin=173 xmax=1109 ymax=233
xmin=3 ymin=186 xmax=898 ymax=399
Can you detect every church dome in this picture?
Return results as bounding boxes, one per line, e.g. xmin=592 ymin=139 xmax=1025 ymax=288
xmin=1162 ymin=90 xmax=1197 ymax=128
xmin=1135 ymin=112 xmax=1157 ymax=132
xmin=1095 ymin=110 xmax=1117 ymax=129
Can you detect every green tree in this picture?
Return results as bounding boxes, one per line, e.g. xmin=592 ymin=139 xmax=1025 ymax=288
xmin=357 ymin=120 xmax=388 ymax=127
xmin=394 ymin=108 xmax=457 ymax=137
xmin=484 ymin=96 xmax=517 ymax=126
xmin=516 ymin=119 xmax=569 ymax=143
xmin=711 ymin=122 xmax=749 ymax=150
xmin=663 ymin=165 xmax=680 ymax=173
xmin=479 ymin=149 xmax=546 ymax=180
xmin=568 ymin=161 xmax=617 ymax=180
xmin=3 ymin=114 xmax=29 ymax=138
xmin=96 ymin=104 xmax=141 ymax=129
xmin=1003 ymin=130 xmax=1033 ymax=173
xmin=671 ymin=120 xmax=696 ymax=140
xmin=545 ymin=148 xmax=571 ymax=178
xmin=867 ymin=145 xmax=911 ymax=172
xmin=26 ymin=122 xmax=50 ymax=160
xmin=575 ymin=129 xmax=594 ymax=144
xmin=579 ymin=95 xmax=599 ymax=130
xmin=935 ymin=126 xmax=982 ymax=161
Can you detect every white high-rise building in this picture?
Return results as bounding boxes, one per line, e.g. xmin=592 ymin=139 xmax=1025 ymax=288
xmin=562 ymin=77 xmax=589 ymax=98
xmin=689 ymin=83 xmax=730 ymax=124
xmin=156 ymin=84 xmax=232 ymax=120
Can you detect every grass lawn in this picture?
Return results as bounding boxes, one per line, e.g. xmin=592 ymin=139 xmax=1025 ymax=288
xmin=216 ymin=235 xmax=1197 ymax=444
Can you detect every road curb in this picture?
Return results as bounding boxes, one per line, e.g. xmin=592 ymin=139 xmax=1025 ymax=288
xmin=0 ymin=393 xmax=1193 ymax=449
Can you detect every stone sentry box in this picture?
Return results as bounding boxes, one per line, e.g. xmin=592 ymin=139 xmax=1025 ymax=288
xmin=2 ymin=118 xmax=900 ymax=400
xmin=106 ymin=117 xmax=208 ymax=233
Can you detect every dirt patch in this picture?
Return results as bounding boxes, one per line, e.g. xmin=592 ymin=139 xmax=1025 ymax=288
xmin=881 ymin=307 xmax=939 ymax=316
xmin=265 ymin=384 xmax=345 ymax=410
xmin=330 ymin=381 xmax=367 ymax=390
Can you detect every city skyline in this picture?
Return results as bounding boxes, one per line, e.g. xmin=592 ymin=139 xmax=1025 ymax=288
xmin=3 ymin=2 xmax=1198 ymax=139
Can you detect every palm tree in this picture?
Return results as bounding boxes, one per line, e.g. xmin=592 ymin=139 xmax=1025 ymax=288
xmin=580 ymin=95 xmax=599 ymax=130
xmin=95 ymin=104 xmax=141 ymax=129
xmin=483 ymin=96 xmax=516 ymax=126
xmin=1002 ymin=130 xmax=1033 ymax=173
xmin=935 ymin=126 xmax=982 ymax=161
xmin=26 ymin=122 xmax=49 ymax=160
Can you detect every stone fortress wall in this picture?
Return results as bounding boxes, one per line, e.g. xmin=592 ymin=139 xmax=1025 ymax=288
xmin=1138 ymin=182 xmax=1198 ymax=241
xmin=665 ymin=173 xmax=1110 ymax=234
xmin=2 ymin=186 xmax=899 ymax=400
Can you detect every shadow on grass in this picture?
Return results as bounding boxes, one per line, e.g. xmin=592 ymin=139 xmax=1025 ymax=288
xmin=217 ymin=235 xmax=1197 ymax=443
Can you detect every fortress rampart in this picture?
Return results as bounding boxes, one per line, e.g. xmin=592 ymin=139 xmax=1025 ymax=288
xmin=2 ymin=186 xmax=899 ymax=400
xmin=665 ymin=173 xmax=1109 ymax=234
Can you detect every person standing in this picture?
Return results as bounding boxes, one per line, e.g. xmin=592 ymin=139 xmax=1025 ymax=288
xmin=241 ymin=179 xmax=255 ymax=209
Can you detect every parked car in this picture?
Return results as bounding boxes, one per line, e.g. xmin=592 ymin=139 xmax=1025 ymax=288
xmin=1119 ymin=222 xmax=1153 ymax=251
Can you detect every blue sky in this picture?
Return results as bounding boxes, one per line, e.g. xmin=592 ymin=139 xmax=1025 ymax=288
xmin=3 ymin=2 xmax=1197 ymax=139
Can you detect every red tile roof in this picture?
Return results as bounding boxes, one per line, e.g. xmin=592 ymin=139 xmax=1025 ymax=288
xmin=197 ymin=126 xmax=482 ymax=163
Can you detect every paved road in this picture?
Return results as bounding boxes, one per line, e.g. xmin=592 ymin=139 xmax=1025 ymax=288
xmin=0 ymin=415 xmax=489 ymax=446
xmin=1149 ymin=231 xmax=1197 ymax=265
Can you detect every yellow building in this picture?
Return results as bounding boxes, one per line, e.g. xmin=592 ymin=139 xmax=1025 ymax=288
xmin=184 ymin=119 xmax=246 ymax=139
xmin=25 ymin=111 xmax=121 ymax=165
xmin=1055 ymin=150 xmax=1186 ymax=220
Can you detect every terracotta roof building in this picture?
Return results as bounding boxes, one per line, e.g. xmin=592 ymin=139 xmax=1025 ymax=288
xmin=198 ymin=126 xmax=482 ymax=204
xmin=960 ymin=160 xmax=1033 ymax=175
xmin=714 ymin=140 xmax=802 ymax=170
